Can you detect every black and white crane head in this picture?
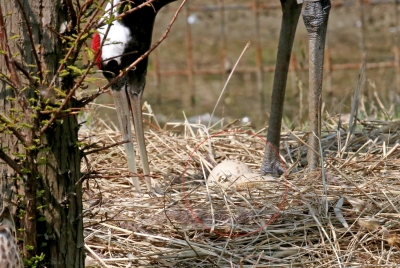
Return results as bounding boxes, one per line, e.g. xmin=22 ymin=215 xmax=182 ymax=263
xmin=92 ymin=0 xmax=175 ymax=191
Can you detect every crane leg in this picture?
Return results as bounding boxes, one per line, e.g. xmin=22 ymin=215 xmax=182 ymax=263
xmin=303 ymin=0 xmax=331 ymax=170
xmin=260 ymin=0 xmax=302 ymax=175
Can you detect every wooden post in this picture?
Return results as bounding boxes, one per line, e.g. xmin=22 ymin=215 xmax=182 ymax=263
xmin=185 ymin=3 xmax=196 ymax=106
xmin=393 ymin=0 xmax=400 ymax=95
xmin=253 ymin=0 xmax=265 ymax=125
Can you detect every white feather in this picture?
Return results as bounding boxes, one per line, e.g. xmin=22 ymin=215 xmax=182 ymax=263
xmin=98 ymin=0 xmax=131 ymax=65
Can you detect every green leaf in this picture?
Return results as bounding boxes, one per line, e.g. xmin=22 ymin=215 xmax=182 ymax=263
xmin=80 ymin=32 xmax=89 ymax=41
xmin=54 ymin=87 xmax=66 ymax=98
xmin=86 ymin=47 xmax=94 ymax=61
xmin=21 ymin=123 xmax=33 ymax=129
xmin=67 ymin=65 xmax=84 ymax=76
xmin=59 ymin=69 xmax=69 ymax=77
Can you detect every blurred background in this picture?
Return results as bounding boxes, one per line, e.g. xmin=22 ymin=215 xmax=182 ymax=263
xmin=92 ymin=0 xmax=400 ymax=130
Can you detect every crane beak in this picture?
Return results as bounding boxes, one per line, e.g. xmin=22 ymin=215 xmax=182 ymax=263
xmin=112 ymin=80 xmax=156 ymax=192
xmin=111 ymin=89 xmax=142 ymax=191
xmin=125 ymin=82 xmax=153 ymax=192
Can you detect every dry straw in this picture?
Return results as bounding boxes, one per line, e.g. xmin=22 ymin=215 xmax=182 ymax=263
xmin=81 ymin=107 xmax=400 ymax=267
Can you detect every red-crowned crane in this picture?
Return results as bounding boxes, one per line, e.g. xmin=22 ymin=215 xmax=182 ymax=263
xmin=92 ymin=0 xmax=175 ymax=191
xmin=92 ymin=0 xmax=330 ymax=191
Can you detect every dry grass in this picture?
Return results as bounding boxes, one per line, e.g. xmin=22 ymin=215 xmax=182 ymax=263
xmin=80 ymin=111 xmax=400 ymax=267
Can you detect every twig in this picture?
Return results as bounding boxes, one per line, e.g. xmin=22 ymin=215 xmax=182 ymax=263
xmin=83 ymin=140 xmax=130 ymax=155
xmin=0 ymin=71 xmax=17 ymax=89
xmin=78 ymin=87 xmax=110 ymax=107
xmin=0 ymin=197 xmax=20 ymax=208
xmin=82 ymin=173 xmax=160 ymax=179
xmin=85 ymin=244 xmax=110 ymax=268
xmin=65 ymin=0 xmax=77 ymax=32
xmin=39 ymin=107 xmax=89 ymax=115
xmin=208 ymin=41 xmax=250 ymax=129
xmin=13 ymin=60 xmax=39 ymax=87
xmin=0 ymin=148 xmax=23 ymax=175
xmin=96 ymin=0 xmax=159 ymax=29
xmin=0 ymin=113 xmax=27 ymax=145
xmin=78 ymin=0 xmax=95 ymax=18
xmin=40 ymin=62 xmax=95 ymax=134
xmin=46 ymin=25 xmax=74 ymax=41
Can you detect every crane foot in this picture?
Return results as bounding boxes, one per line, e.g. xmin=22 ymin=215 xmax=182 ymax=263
xmin=260 ymin=149 xmax=285 ymax=176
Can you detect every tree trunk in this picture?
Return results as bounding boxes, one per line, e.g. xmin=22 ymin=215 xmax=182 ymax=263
xmin=0 ymin=0 xmax=84 ymax=267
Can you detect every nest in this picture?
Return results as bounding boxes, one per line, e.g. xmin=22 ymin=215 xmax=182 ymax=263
xmin=81 ymin=115 xmax=400 ymax=267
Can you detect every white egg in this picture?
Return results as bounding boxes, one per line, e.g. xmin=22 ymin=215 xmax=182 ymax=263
xmin=208 ymin=160 xmax=272 ymax=190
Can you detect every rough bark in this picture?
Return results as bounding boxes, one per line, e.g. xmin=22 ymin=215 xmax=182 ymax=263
xmin=0 ymin=0 xmax=84 ymax=267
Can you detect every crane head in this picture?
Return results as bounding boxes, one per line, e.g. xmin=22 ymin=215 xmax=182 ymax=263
xmin=91 ymin=0 xmax=176 ymax=191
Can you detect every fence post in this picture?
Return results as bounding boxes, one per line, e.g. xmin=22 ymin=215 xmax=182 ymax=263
xmin=253 ymin=0 xmax=266 ymax=124
xmin=152 ymin=48 xmax=162 ymax=105
xmin=394 ymin=0 xmax=400 ymax=95
xmin=219 ymin=0 xmax=228 ymax=94
xmin=185 ymin=3 xmax=196 ymax=107
xmin=358 ymin=0 xmax=366 ymax=56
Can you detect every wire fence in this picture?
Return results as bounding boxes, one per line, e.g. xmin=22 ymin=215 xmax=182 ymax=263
xmin=143 ymin=0 xmax=400 ymax=127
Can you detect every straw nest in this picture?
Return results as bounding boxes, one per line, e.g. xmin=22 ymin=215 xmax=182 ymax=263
xmin=81 ymin=113 xmax=400 ymax=267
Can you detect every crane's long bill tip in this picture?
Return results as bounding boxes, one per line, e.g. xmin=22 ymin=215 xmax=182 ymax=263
xmin=126 ymin=84 xmax=153 ymax=192
xmin=111 ymin=89 xmax=141 ymax=192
